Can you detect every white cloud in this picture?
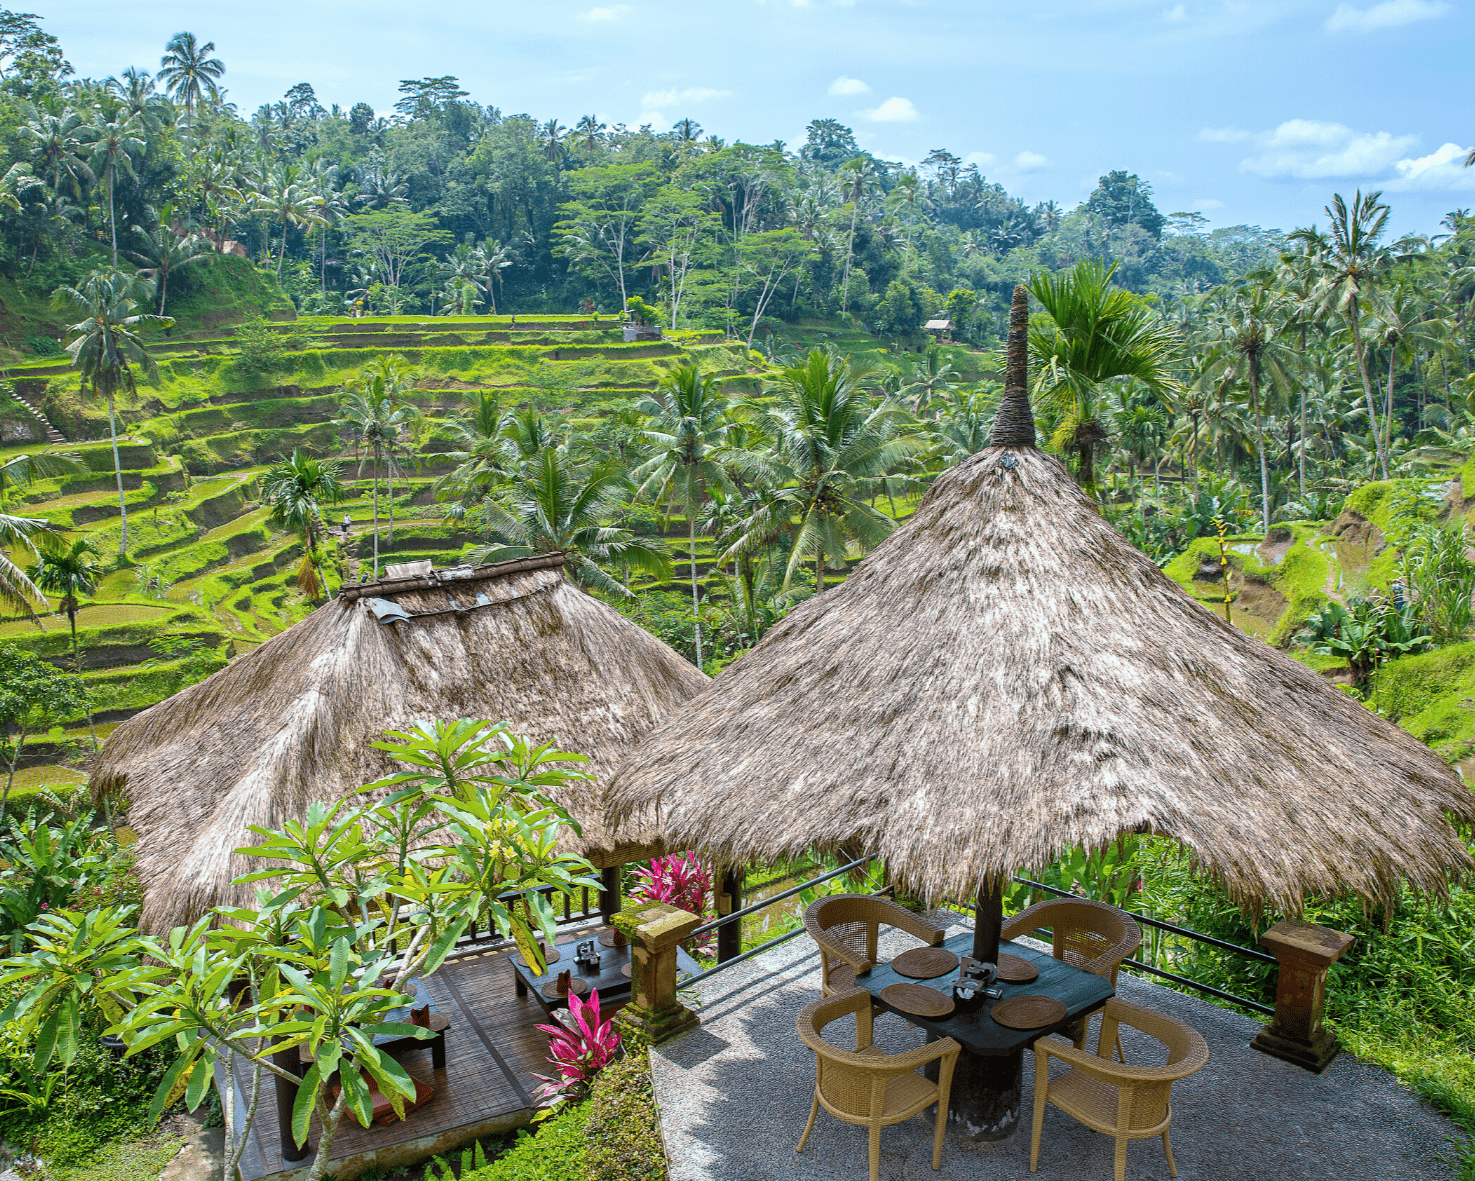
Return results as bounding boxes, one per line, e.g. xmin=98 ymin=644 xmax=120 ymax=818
xmin=1012 ymin=150 xmax=1051 ymax=173
xmin=1388 ymin=142 xmax=1475 ymax=190
xmin=1193 ymin=198 xmax=1226 ymax=210
xmin=963 ymin=151 xmax=997 ymax=168
xmin=637 ymin=110 xmax=667 ymax=129
xmin=1165 ymin=3 xmax=1188 ymax=19
xmin=579 ymin=4 xmax=630 ymax=19
xmin=1199 ymin=127 xmax=1251 ymax=143
xmin=863 ymin=97 xmax=919 ymax=122
xmin=1325 ymin=0 xmax=1448 ymax=31
xmin=1238 ymin=119 xmax=1418 ymax=179
xmin=640 ymin=87 xmax=731 ymax=106
xmin=828 ymin=76 xmax=870 ymax=96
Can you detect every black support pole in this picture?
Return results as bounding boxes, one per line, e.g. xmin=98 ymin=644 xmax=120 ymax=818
xmin=717 ymin=867 xmax=744 ymax=963
xmin=599 ymin=864 xmax=621 ymax=923
xmin=973 ymin=877 xmax=1003 ymax=965
xmin=272 ymin=1042 xmax=310 ymax=1162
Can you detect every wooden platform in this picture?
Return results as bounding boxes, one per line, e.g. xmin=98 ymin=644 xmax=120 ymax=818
xmin=222 ymin=944 xmax=556 ymax=1181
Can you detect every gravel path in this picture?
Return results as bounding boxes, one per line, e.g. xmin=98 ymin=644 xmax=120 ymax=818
xmin=652 ymin=918 xmax=1462 ymax=1181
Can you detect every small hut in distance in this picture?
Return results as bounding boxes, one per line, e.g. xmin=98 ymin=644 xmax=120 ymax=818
xmin=91 ymin=554 xmax=709 ymax=933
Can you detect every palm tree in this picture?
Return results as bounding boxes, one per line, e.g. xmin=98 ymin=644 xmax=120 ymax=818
xmin=29 ymin=535 xmax=101 ymax=749
xmin=0 ymin=450 xmax=86 ymax=512
xmin=0 ymin=513 xmax=56 ymax=627
xmin=1293 ymin=191 xmax=1392 ymax=480
xmin=1027 ymin=260 xmax=1182 ymax=496
xmin=332 ymin=383 xmax=417 ymax=578
xmin=838 ymin=157 xmax=873 ymax=316
xmin=80 ymin=112 xmax=144 ymax=265
xmin=467 ymin=449 xmax=670 ymax=597
xmin=634 ymin=366 xmax=734 ymax=666
xmin=260 ymin=449 xmax=345 ymax=602
xmin=926 ymin=386 xmax=997 ymax=468
xmin=157 ymin=32 xmax=224 ymax=152
xmin=1211 ymin=283 xmax=1297 ymax=534
xmin=53 ymin=270 xmax=173 ymax=556
xmin=126 ymin=216 xmax=209 ymax=315
xmin=762 ymin=349 xmax=921 ymax=590
xmin=900 ymin=346 xmax=959 ymax=417
xmin=253 ymin=170 xmax=326 ymax=276
xmin=574 ymin=115 xmax=606 ymax=154
xmin=20 ymin=106 xmax=93 ymax=199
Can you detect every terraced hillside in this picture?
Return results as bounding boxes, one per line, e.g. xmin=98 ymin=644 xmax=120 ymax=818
xmin=0 ymin=301 xmax=994 ymax=797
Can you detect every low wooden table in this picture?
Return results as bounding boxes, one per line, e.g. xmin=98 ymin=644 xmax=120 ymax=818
xmin=510 ymin=928 xmax=702 ymax=1015
xmin=854 ymin=932 xmax=1113 ymax=1142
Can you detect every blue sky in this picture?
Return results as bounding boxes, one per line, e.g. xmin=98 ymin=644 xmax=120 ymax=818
xmin=43 ymin=0 xmax=1471 ymax=236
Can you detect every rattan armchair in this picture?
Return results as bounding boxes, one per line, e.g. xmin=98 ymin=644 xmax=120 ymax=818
xmin=1030 ymin=998 xmax=1209 ymax=1181
xmin=803 ymin=893 xmax=946 ymax=995
xmin=1002 ymin=896 xmax=1141 ymax=1055
xmin=795 ymin=988 xmax=961 ymax=1181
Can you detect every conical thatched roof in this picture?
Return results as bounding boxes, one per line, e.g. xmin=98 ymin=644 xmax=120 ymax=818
xmin=92 ymin=555 xmax=708 ymax=932
xmin=608 ymin=291 xmax=1474 ymax=913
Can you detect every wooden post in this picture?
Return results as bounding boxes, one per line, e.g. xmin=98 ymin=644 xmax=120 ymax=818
xmin=1250 ymin=919 xmax=1355 ymax=1073
xmin=272 ymin=1041 xmax=310 ymax=1162
xmin=716 ymin=866 xmax=744 ymax=963
xmin=972 ymin=877 xmax=1003 ymax=964
xmin=612 ymin=902 xmax=701 ymax=1046
xmin=599 ymin=864 xmax=621 ymax=923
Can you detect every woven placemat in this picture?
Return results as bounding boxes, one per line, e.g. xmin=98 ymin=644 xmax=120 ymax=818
xmin=541 ymin=977 xmax=590 ymax=1000
xmin=990 ymin=995 xmax=1066 ymax=1029
xmin=514 ymin=944 xmax=561 ymax=971
xmin=598 ymin=930 xmax=627 ymax=948
xmin=996 ymin=953 xmax=1039 ymax=983
xmin=890 ymin=946 xmax=959 ymax=980
xmin=621 ymin=963 xmax=632 ymax=978
xmin=880 ymin=982 xmax=955 ymax=1019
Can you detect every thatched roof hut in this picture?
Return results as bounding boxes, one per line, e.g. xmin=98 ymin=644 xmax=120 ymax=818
xmin=92 ymin=554 xmax=708 ymax=932
xmin=608 ymin=287 xmax=1475 ymax=913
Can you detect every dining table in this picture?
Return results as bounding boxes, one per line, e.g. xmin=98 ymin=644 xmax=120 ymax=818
xmin=510 ymin=927 xmax=703 ymax=1017
xmin=853 ymin=929 xmax=1114 ymax=1141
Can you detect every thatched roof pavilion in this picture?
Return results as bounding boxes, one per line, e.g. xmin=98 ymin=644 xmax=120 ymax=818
xmin=92 ymin=554 xmax=709 ymax=933
xmin=608 ymin=287 xmax=1475 ymax=915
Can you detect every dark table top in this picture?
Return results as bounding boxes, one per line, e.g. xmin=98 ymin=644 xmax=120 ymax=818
xmin=510 ymin=928 xmax=702 ymax=1010
xmin=855 ymin=931 xmax=1114 ymax=1057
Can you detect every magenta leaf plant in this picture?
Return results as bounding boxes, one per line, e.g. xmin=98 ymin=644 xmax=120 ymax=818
xmin=631 ymin=851 xmax=714 ymax=951
xmin=531 ymin=987 xmax=620 ymax=1105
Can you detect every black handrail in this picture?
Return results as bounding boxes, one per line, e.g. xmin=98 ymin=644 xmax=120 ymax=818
xmin=1008 ymin=876 xmax=1278 ymax=965
xmin=689 ymin=854 xmax=875 ymax=937
xmin=1121 ymin=957 xmax=1274 ymax=1016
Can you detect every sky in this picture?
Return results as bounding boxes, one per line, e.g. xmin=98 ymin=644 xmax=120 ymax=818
xmin=39 ymin=0 xmax=1473 ymax=237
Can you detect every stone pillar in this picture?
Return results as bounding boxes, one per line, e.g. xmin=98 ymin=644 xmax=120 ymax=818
xmin=1250 ymin=919 xmax=1355 ymax=1073
xmin=612 ymin=901 xmax=700 ymax=1045
xmin=716 ymin=867 xmax=744 ymax=963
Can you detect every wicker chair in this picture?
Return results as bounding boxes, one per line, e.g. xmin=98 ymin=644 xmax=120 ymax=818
xmin=795 ymin=988 xmax=961 ymax=1181
xmin=1030 ymin=998 xmax=1209 ymax=1181
xmin=1001 ymin=896 xmax=1141 ymax=1055
xmin=803 ymin=893 xmax=946 ymax=996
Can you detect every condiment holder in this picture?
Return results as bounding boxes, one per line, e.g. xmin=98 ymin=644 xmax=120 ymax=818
xmin=952 ymin=955 xmax=1003 ymax=1011
xmin=574 ymin=938 xmax=602 ymax=973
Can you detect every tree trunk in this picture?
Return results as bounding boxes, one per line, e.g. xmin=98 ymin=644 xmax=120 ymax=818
xmin=372 ymin=446 xmax=381 ymax=579
xmin=1350 ymin=300 xmax=1389 ymax=480
xmin=108 ymin=171 xmax=117 ymax=266
xmin=158 ymin=267 xmax=169 ymax=316
xmin=1299 ymin=385 xmax=1306 ymax=499
xmin=387 ymin=455 xmax=395 ymax=546
xmin=688 ymin=511 xmax=701 ymax=667
xmin=1385 ymin=345 xmax=1397 ymax=462
xmin=69 ymin=606 xmax=98 ymax=752
xmin=841 ymin=203 xmax=860 ymax=315
xmin=1252 ymin=364 xmax=1270 ymax=536
xmin=107 ymin=393 xmax=128 ymax=555
xmin=2 ymin=725 xmax=27 ymax=811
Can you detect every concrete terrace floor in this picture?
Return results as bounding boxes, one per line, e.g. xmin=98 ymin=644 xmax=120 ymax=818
xmin=651 ymin=916 xmax=1462 ymax=1181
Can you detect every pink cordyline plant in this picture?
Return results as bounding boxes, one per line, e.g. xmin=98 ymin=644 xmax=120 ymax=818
xmin=532 ymin=988 xmax=621 ymax=1105
xmin=631 ymin=851 xmax=714 ymax=951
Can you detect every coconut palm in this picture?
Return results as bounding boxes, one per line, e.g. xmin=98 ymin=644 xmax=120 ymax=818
xmin=80 ymin=112 xmax=144 ymax=265
xmin=53 ymin=270 xmax=173 ymax=556
xmin=20 ymin=106 xmax=93 ymax=199
xmin=1292 ymin=190 xmax=1393 ymax=479
xmin=29 ymin=535 xmax=101 ymax=749
xmin=760 ymin=348 xmax=922 ymax=591
xmin=333 ymin=383 xmax=417 ymax=578
xmin=634 ymin=366 xmax=734 ymax=666
xmin=157 ymin=32 xmax=225 ymax=152
xmin=1027 ymin=260 xmax=1182 ymax=496
xmin=838 ymin=156 xmax=873 ymax=315
xmin=0 ymin=513 xmax=55 ymax=627
xmin=900 ymin=346 xmax=958 ymax=417
xmin=260 ymin=449 xmax=346 ymax=602
xmin=467 ymin=449 xmax=670 ymax=597
xmin=0 ymin=450 xmax=86 ymax=512
xmin=926 ymin=386 xmax=997 ymax=468
xmin=126 ymin=216 xmax=209 ymax=314
xmin=253 ymin=170 xmax=326 ymax=276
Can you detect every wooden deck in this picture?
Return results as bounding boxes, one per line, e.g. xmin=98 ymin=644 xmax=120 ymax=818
xmin=222 ymin=943 xmax=558 ymax=1181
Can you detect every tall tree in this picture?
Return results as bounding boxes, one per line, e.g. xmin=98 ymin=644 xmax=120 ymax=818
xmin=157 ymin=32 xmax=224 ymax=152
xmin=53 ymin=270 xmax=173 ymax=556
xmin=553 ymin=163 xmax=658 ymax=312
xmin=80 ymin=112 xmax=143 ymax=265
xmin=28 ymin=535 xmax=101 ymax=750
xmin=125 ymin=217 xmax=209 ymax=315
xmin=838 ymin=156 xmax=873 ymax=316
xmin=260 ymin=449 xmax=345 ymax=602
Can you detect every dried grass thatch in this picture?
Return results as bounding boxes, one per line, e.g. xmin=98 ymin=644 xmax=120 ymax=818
xmin=609 ymin=297 xmax=1474 ymax=912
xmin=92 ymin=556 xmax=708 ymax=932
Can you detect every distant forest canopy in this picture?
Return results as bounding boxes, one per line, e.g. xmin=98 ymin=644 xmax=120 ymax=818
xmin=0 ymin=13 xmax=1288 ymax=337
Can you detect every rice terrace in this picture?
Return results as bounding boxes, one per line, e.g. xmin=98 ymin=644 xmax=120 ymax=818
xmin=0 ymin=8 xmax=1469 ymax=1181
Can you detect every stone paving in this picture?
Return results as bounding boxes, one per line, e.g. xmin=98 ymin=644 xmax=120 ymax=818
xmin=651 ymin=918 xmax=1462 ymax=1181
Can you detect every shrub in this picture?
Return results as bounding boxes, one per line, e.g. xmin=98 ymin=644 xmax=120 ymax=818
xmin=584 ymin=1053 xmax=667 ymax=1181
xmin=459 ymin=1103 xmax=589 ymax=1181
xmin=533 ymin=988 xmax=620 ymax=1105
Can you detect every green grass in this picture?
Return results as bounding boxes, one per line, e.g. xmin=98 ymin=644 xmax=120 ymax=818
xmin=45 ymin=1132 xmax=187 ymax=1181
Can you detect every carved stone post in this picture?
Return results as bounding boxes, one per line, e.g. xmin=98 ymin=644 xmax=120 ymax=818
xmin=1250 ymin=919 xmax=1355 ymax=1073
xmin=612 ymin=901 xmax=700 ymax=1045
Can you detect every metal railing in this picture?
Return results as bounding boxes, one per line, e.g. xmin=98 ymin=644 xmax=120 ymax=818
xmin=976 ymin=877 xmax=1275 ymax=1017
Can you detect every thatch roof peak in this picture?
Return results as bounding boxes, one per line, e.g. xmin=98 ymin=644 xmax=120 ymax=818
xmin=990 ymin=284 xmax=1036 ymax=449
xmin=94 ymin=558 xmax=707 ymax=932
xmin=608 ymin=446 xmax=1474 ymax=911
